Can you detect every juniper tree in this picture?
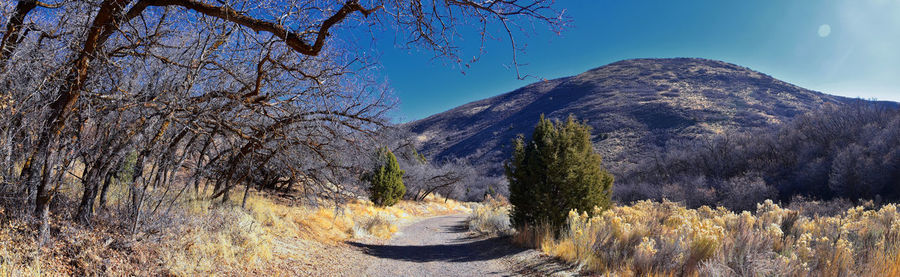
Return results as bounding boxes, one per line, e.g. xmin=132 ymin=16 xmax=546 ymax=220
xmin=506 ymin=114 xmax=614 ymax=229
xmin=368 ymin=147 xmax=406 ymax=207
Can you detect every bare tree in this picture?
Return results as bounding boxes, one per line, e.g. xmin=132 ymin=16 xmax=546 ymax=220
xmin=0 ymin=0 xmax=565 ymax=238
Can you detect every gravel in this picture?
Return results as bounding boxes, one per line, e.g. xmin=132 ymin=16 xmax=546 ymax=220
xmin=348 ymin=214 xmax=526 ymax=276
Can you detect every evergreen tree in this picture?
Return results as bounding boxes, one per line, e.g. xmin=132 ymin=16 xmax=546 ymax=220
xmin=367 ymin=147 xmax=407 ymax=206
xmin=506 ymin=114 xmax=614 ymax=229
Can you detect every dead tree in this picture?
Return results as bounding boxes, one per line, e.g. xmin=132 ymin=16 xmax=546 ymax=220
xmin=0 ymin=0 xmax=565 ymax=236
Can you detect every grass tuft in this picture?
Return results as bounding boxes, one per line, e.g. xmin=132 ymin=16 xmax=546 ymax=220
xmin=503 ymin=199 xmax=900 ymax=276
xmin=467 ymin=195 xmax=513 ymax=236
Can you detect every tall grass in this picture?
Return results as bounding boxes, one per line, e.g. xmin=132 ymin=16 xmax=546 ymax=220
xmin=511 ymin=199 xmax=900 ymax=276
xmin=467 ymin=195 xmax=513 ymax=236
xmin=157 ymin=193 xmax=470 ymax=275
xmin=0 ymin=189 xmax=470 ymax=275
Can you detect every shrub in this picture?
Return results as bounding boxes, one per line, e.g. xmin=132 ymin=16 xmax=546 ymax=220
xmin=467 ymin=195 xmax=513 ymax=236
xmin=532 ymin=199 xmax=900 ymax=276
xmin=719 ymin=173 xmax=778 ymax=211
xmin=506 ymin=114 xmax=614 ymax=229
xmin=367 ymin=147 xmax=406 ymax=207
xmin=353 ymin=213 xmax=399 ymax=239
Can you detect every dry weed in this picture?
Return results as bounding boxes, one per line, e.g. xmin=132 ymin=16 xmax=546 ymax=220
xmin=511 ymin=199 xmax=900 ymax=276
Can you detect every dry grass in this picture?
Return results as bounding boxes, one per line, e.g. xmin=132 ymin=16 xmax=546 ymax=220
xmin=467 ymin=195 xmax=513 ymax=236
xmin=0 ymin=190 xmax=470 ymax=276
xmin=154 ymin=201 xmax=275 ymax=275
xmin=247 ymin=193 xmax=469 ymax=242
xmin=152 ymin=192 xmax=470 ymax=275
xmin=0 ymin=216 xmax=41 ymax=277
xmin=506 ymin=199 xmax=900 ymax=276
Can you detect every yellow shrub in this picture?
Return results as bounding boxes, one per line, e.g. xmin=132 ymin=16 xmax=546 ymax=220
xmin=467 ymin=196 xmax=512 ymax=236
xmin=520 ymin=200 xmax=900 ymax=276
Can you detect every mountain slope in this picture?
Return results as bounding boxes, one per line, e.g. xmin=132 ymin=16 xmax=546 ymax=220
xmin=405 ymin=58 xmax=869 ymax=174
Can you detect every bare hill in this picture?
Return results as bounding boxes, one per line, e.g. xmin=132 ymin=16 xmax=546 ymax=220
xmin=406 ymin=58 xmax=875 ymax=174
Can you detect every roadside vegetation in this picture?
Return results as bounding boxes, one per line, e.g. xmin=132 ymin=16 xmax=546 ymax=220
xmin=506 ymin=114 xmax=614 ymax=228
xmin=0 ymin=188 xmax=468 ymax=275
xmin=464 ymin=112 xmax=900 ymax=276
xmin=367 ymin=147 xmax=407 ymax=207
xmin=467 ymin=195 xmax=512 ymax=237
xmin=469 ymin=197 xmax=900 ymax=276
xmin=0 ymin=0 xmax=559 ymax=275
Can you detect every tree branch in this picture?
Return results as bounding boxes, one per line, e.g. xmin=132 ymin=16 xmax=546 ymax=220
xmin=145 ymin=0 xmax=381 ymax=56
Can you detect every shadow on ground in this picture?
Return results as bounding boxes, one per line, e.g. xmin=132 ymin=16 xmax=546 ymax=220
xmin=507 ymin=253 xmax=582 ymax=276
xmin=347 ymin=236 xmax=525 ymax=263
xmin=348 ymin=220 xmax=526 ymax=263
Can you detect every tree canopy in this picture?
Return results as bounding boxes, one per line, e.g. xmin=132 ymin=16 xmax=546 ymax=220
xmin=506 ymin=114 xmax=614 ymax=228
xmin=367 ymin=147 xmax=405 ymax=206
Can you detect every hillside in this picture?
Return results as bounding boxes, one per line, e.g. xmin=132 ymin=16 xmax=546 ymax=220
xmin=406 ymin=58 xmax=866 ymax=174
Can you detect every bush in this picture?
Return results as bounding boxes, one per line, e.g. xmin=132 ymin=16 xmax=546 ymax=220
xmin=506 ymin=114 xmax=614 ymax=229
xmin=367 ymin=147 xmax=406 ymax=207
xmin=718 ymin=174 xmax=778 ymax=211
xmin=467 ymin=195 xmax=512 ymax=236
xmin=535 ymin=199 xmax=900 ymax=276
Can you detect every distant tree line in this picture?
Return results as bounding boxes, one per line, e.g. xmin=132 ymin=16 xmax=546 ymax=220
xmin=377 ymin=128 xmax=508 ymax=202
xmin=616 ymin=102 xmax=900 ymax=210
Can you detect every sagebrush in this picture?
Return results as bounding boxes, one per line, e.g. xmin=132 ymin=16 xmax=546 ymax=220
xmin=514 ymin=199 xmax=900 ymax=276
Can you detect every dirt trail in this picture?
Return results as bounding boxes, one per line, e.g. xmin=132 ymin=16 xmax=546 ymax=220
xmin=348 ymin=214 xmax=526 ymax=276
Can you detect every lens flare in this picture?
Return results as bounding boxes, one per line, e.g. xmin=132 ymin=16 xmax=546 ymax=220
xmin=818 ymin=24 xmax=832 ymax=37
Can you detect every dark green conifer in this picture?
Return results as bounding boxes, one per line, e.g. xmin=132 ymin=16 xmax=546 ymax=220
xmin=367 ymin=147 xmax=406 ymax=206
xmin=506 ymin=114 xmax=614 ymax=229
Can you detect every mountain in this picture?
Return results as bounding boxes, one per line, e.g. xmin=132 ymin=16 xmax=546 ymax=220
xmin=405 ymin=58 xmax=883 ymax=175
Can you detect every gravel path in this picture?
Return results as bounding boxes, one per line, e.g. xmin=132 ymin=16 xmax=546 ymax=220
xmin=348 ymin=214 xmax=527 ymax=277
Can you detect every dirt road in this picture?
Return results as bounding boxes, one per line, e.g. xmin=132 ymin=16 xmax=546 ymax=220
xmin=348 ymin=214 xmax=526 ymax=276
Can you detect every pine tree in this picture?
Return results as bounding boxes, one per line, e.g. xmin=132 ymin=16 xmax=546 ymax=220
xmin=506 ymin=114 xmax=614 ymax=229
xmin=367 ymin=147 xmax=407 ymax=206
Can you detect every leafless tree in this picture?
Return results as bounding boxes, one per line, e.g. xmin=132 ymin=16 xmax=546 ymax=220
xmin=616 ymin=102 xmax=900 ymax=210
xmin=0 ymin=0 xmax=565 ymax=238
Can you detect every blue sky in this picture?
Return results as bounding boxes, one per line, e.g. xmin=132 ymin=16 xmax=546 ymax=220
xmin=375 ymin=0 xmax=900 ymax=122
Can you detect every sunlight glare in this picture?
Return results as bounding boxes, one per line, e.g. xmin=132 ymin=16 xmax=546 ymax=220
xmin=818 ymin=24 xmax=832 ymax=37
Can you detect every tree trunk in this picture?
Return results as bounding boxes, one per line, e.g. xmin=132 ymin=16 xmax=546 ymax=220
xmin=97 ymin=173 xmax=113 ymax=210
xmin=75 ymin=160 xmax=116 ymax=225
xmin=128 ymin=152 xmax=146 ymax=232
xmin=0 ymin=0 xmax=38 ymax=67
xmin=30 ymin=145 xmax=52 ymax=216
xmin=23 ymin=0 xmax=135 ymax=234
xmin=129 ymin=180 xmax=144 ymax=234
xmin=75 ymin=164 xmax=99 ymax=224
xmin=36 ymin=197 xmax=50 ymax=244
xmin=241 ymin=182 xmax=251 ymax=208
xmin=75 ymin=181 xmax=99 ymax=225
